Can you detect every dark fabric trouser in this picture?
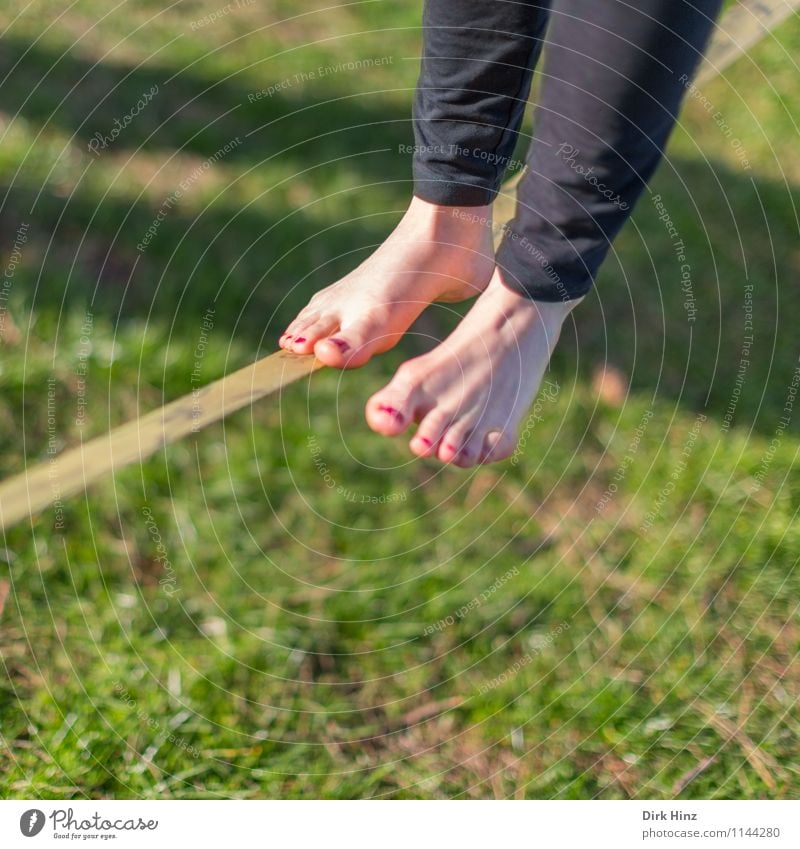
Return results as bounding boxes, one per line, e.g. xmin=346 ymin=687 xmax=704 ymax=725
xmin=412 ymin=0 xmax=723 ymax=301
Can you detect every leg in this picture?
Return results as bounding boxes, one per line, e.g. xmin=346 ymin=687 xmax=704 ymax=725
xmin=496 ymin=0 xmax=724 ymax=300
xmin=280 ymin=1 xmax=550 ymax=367
xmin=369 ymin=0 xmax=723 ymax=465
xmin=413 ymin=0 xmax=551 ymax=206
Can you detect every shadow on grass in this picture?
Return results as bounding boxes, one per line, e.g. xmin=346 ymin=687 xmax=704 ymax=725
xmin=0 ymin=33 xmax=413 ymax=179
xmin=558 ymin=153 xmax=800 ymax=436
xmin=0 ymin=176 xmax=399 ymax=343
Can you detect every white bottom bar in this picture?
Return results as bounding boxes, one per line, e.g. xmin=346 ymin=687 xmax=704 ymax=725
xmin=2 ymin=800 xmax=798 ymax=848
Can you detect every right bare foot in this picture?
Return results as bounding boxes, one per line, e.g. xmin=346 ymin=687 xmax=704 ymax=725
xmin=279 ymin=197 xmax=495 ymax=368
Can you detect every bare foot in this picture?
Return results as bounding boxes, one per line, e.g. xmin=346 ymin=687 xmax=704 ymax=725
xmin=279 ymin=197 xmax=495 ymax=368
xmin=365 ymin=269 xmax=583 ymax=467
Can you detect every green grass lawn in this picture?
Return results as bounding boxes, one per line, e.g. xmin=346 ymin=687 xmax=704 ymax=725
xmin=0 ymin=1 xmax=799 ymax=799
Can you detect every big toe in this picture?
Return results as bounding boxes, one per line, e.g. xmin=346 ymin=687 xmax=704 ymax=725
xmin=365 ymin=378 xmax=424 ymax=437
xmin=314 ymin=312 xmax=399 ymax=369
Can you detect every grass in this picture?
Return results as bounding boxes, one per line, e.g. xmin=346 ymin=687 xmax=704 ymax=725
xmin=0 ymin=0 xmax=799 ymax=799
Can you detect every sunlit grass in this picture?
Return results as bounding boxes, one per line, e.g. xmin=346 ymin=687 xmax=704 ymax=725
xmin=0 ymin=1 xmax=798 ymax=799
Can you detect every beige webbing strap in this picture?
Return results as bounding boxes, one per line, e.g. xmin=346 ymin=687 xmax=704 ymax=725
xmin=0 ymin=352 xmax=322 ymax=530
xmin=695 ymin=0 xmax=799 ymax=87
xmin=1 ymin=0 xmax=795 ymax=531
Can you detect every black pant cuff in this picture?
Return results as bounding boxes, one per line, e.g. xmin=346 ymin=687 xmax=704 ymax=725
xmin=495 ymin=236 xmax=593 ymax=302
xmin=412 ymin=169 xmax=497 ymax=207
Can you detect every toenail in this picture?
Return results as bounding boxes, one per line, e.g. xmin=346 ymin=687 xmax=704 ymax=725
xmin=444 ymin=443 xmax=457 ymax=452
xmin=378 ymin=404 xmax=404 ymax=421
xmin=294 ymin=337 xmax=306 ymax=344
xmin=418 ymin=436 xmax=432 ymax=446
xmin=461 ymin=448 xmax=471 ymax=457
xmin=328 ymin=338 xmax=350 ymax=351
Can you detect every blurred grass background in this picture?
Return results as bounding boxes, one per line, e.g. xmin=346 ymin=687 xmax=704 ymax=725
xmin=0 ymin=0 xmax=798 ymax=798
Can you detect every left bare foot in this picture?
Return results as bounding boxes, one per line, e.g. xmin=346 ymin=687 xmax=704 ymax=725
xmin=279 ymin=197 xmax=495 ymax=368
xmin=365 ymin=269 xmax=583 ymax=466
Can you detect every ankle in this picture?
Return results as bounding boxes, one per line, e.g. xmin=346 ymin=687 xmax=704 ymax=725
xmin=493 ymin=268 xmax=582 ymax=315
xmin=406 ymin=195 xmax=493 ymax=245
xmin=486 ymin=269 xmax=583 ymax=334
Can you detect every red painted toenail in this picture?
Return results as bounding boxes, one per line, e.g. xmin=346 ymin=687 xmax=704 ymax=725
xmin=294 ymin=337 xmax=306 ymax=344
xmin=378 ymin=404 xmax=404 ymax=421
xmin=444 ymin=443 xmax=457 ymax=452
xmin=328 ymin=338 xmax=350 ymax=351
xmin=419 ymin=437 xmax=432 ymax=446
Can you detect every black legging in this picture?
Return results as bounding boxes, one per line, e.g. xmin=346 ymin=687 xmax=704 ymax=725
xmin=412 ymin=0 xmax=723 ymax=301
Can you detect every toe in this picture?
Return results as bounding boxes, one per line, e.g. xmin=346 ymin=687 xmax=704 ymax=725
xmin=366 ymin=377 xmax=426 ymax=438
xmin=313 ymin=335 xmax=356 ymax=367
xmin=314 ymin=310 xmax=397 ymax=369
xmin=480 ymin=430 xmax=516 ymax=465
xmin=288 ymin=315 xmax=339 ymax=354
xmin=454 ymin=429 xmax=486 ymax=468
xmin=438 ymin=422 xmax=476 ymax=466
xmin=409 ymin=410 xmax=452 ymax=457
xmin=281 ymin=312 xmax=319 ymax=349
